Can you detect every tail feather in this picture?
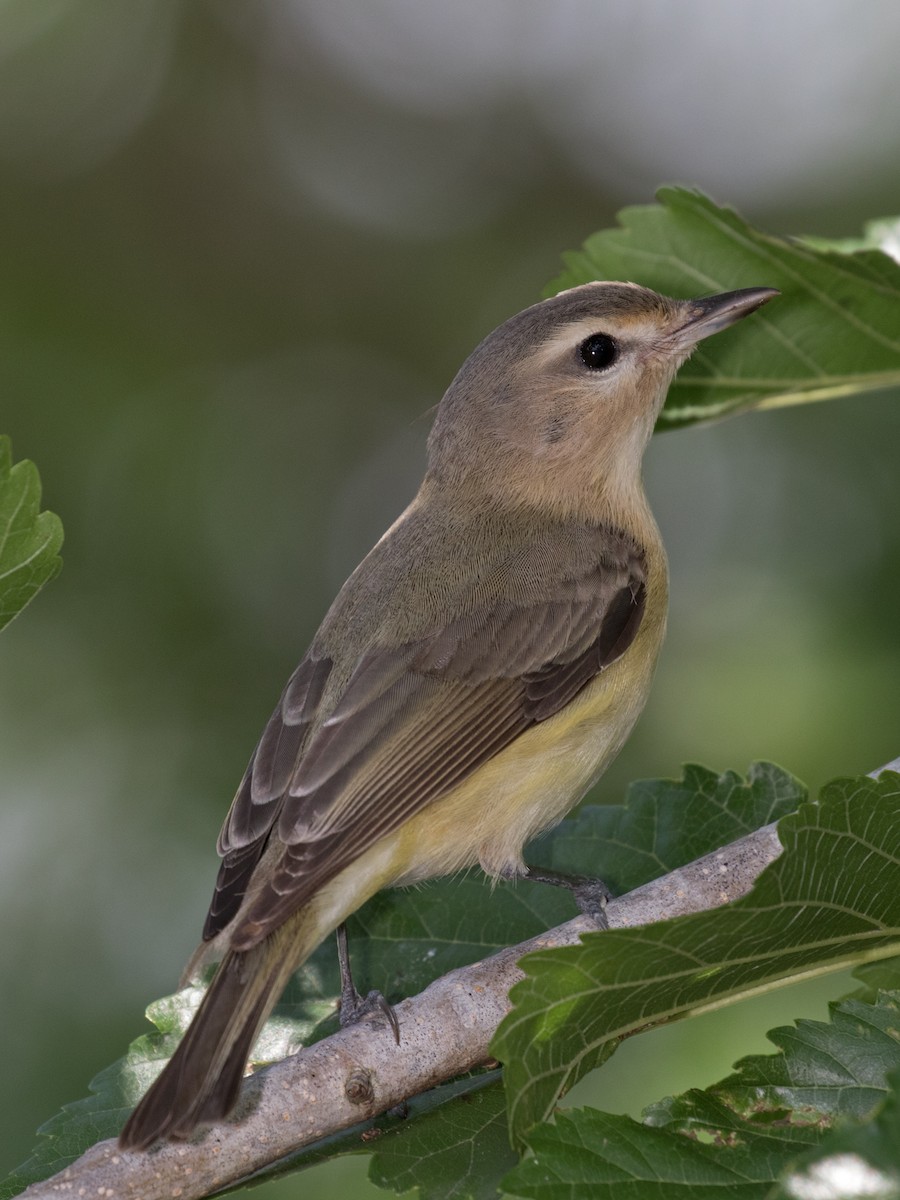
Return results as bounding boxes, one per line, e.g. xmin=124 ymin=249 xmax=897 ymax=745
xmin=119 ymin=941 xmax=293 ymax=1151
xmin=191 ymin=986 xmax=273 ymax=1130
xmin=119 ymin=855 xmax=392 ymax=1150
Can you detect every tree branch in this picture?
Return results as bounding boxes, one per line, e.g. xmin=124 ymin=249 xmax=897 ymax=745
xmin=41 ymin=750 xmax=900 ymax=1198
xmin=21 ymin=813 xmax=789 ymax=1200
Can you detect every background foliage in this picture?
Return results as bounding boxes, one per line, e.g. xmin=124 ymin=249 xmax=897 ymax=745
xmin=2 ymin=2 xmax=900 ymax=1196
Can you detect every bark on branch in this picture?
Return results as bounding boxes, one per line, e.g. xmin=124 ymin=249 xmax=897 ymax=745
xmin=22 ymin=814 xmax=788 ymax=1200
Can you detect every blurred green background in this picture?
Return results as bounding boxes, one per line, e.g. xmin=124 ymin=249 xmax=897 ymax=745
xmin=2 ymin=1 xmax=899 ymax=1194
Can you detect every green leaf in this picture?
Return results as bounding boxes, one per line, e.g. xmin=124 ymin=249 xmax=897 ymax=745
xmin=549 ymin=188 xmax=900 ymax=425
xmin=530 ymin=761 xmax=805 ymax=895
xmin=340 ymin=871 xmax=579 ymax=1014
xmin=802 ymin=215 xmax=900 ymax=259
xmin=368 ymin=1074 xmax=516 ymax=1200
xmin=503 ymin=990 xmax=900 ymax=1199
xmin=708 ymin=993 xmax=900 ymax=1122
xmin=0 ymin=988 xmax=205 ymax=1199
xmin=495 ymin=772 xmax=900 ymax=1147
xmin=852 ymin=955 xmax=900 ymax=999
xmin=0 ymin=435 xmax=63 ymax=631
xmin=506 ymin=1103 xmax=817 ymax=1200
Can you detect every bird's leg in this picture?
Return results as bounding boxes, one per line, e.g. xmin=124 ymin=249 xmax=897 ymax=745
xmin=335 ymin=922 xmax=400 ymax=1043
xmin=520 ymin=866 xmax=612 ymax=928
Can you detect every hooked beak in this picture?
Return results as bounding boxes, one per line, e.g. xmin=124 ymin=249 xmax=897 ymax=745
xmin=667 ymin=287 xmax=779 ymax=350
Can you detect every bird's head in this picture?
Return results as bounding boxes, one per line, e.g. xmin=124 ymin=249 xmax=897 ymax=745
xmin=427 ymin=281 xmax=777 ymax=522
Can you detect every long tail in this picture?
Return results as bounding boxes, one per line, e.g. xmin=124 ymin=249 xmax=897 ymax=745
xmin=118 ymin=934 xmax=301 ymax=1151
xmin=119 ymin=847 xmax=397 ymax=1150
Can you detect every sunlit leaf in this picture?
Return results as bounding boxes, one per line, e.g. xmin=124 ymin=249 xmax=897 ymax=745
xmin=550 ymin=188 xmax=900 ymax=424
xmin=0 ymin=436 xmax=63 ymax=631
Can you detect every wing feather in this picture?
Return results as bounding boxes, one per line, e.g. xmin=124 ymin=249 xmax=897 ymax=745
xmin=202 ymin=656 xmax=332 ymax=940
xmin=203 ymin=520 xmax=649 ymax=949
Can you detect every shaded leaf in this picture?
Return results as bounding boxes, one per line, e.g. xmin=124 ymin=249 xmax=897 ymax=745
xmin=530 ymin=761 xmax=804 ymax=895
xmin=708 ymin=993 xmax=900 ymax=1122
xmin=505 ymin=990 xmax=900 ymax=1199
xmin=506 ymin=1102 xmax=816 ymax=1200
xmin=0 ymin=989 xmax=205 ymax=1199
xmin=852 ymin=956 xmax=900 ymax=1000
xmin=221 ymin=1073 xmax=509 ymax=1200
xmin=368 ymin=1074 xmax=515 ymax=1200
xmin=0 ymin=874 xmax=577 ymax=1192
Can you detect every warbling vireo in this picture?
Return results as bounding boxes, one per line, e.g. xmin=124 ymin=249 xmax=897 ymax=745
xmin=120 ymin=280 xmax=777 ymax=1149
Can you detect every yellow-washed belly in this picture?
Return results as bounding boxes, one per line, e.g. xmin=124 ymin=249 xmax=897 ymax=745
xmin=388 ymin=613 xmax=665 ymax=885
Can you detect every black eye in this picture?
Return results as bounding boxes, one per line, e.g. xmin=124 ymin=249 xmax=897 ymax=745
xmin=579 ymin=332 xmax=618 ymax=371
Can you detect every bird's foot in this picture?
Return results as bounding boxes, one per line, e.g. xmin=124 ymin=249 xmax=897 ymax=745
xmin=336 ymin=922 xmax=401 ymax=1043
xmin=339 ymin=983 xmax=401 ymax=1043
xmin=523 ymin=866 xmax=612 ymax=929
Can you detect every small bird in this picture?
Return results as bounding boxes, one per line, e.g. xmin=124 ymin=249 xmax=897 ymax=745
xmin=119 ymin=280 xmax=777 ymax=1149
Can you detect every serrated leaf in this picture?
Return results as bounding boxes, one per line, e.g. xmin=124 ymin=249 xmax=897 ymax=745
xmin=495 ymin=773 xmax=900 ymax=1146
xmin=504 ymin=991 xmax=900 ymax=1199
xmin=505 ymin=1102 xmax=818 ymax=1200
xmin=341 ymin=871 xmax=580 ymax=1012
xmin=802 ymin=216 xmax=900 ymax=261
xmin=530 ymin=761 xmax=804 ymax=895
xmin=0 ymin=989 xmax=206 ymax=1198
xmin=0 ymin=879 xmax=577 ymax=1192
xmin=0 ymin=435 xmax=63 ymax=631
xmin=549 ymin=188 xmax=900 ymax=425
xmin=645 ymin=989 xmax=900 ymax=1136
xmin=709 ymin=993 xmax=900 ymax=1122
